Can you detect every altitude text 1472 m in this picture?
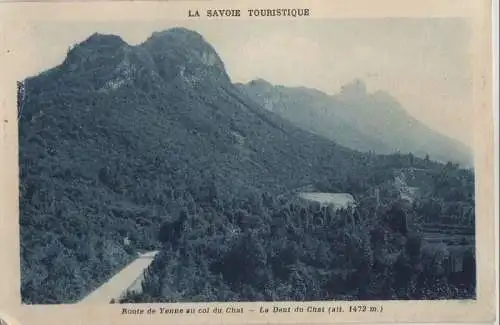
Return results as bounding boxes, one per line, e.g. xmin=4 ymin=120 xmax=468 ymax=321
xmin=262 ymin=305 xmax=383 ymax=314
xmin=348 ymin=305 xmax=384 ymax=313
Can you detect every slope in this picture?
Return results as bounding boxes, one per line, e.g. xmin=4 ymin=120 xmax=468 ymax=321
xmin=237 ymin=79 xmax=473 ymax=167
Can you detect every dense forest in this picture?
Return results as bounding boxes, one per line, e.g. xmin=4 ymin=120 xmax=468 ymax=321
xmin=18 ymin=28 xmax=475 ymax=304
xmin=118 ymin=157 xmax=475 ymax=302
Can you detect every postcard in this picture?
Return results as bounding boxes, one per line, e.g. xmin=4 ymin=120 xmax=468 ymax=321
xmin=0 ymin=0 xmax=497 ymax=324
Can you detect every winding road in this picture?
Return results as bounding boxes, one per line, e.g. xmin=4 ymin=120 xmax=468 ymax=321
xmin=79 ymin=250 xmax=159 ymax=304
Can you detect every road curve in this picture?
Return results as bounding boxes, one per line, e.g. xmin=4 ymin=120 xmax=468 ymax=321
xmin=79 ymin=250 xmax=159 ymax=304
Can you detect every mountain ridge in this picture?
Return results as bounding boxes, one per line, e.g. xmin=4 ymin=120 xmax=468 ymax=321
xmin=237 ymin=78 xmax=472 ymax=167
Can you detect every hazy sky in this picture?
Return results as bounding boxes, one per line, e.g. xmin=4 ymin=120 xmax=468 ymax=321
xmin=23 ymin=18 xmax=473 ymax=147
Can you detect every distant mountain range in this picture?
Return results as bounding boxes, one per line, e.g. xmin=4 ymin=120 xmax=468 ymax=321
xmin=237 ymin=78 xmax=473 ymax=167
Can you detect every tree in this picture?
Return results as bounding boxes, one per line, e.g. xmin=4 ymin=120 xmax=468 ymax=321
xmin=386 ymin=203 xmax=408 ymax=235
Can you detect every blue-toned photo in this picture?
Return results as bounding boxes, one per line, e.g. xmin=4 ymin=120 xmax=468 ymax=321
xmin=17 ymin=19 xmax=476 ymax=305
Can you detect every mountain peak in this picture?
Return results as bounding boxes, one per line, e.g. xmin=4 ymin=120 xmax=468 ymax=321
xmin=78 ymin=32 xmax=127 ymax=49
xmin=141 ymin=27 xmax=230 ymax=84
xmin=247 ymin=78 xmax=273 ymax=88
xmin=371 ymin=90 xmax=398 ymax=104
xmin=147 ymin=27 xmax=206 ymax=44
xmin=59 ymin=28 xmax=231 ymax=90
xmin=339 ymin=79 xmax=367 ymax=96
xmin=62 ymin=32 xmax=129 ymax=78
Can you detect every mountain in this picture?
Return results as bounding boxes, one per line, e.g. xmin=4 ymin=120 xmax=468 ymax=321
xmin=18 ymin=28 xmax=475 ymax=304
xmin=237 ymin=79 xmax=473 ymax=167
xmin=20 ymin=29 xmax=350 ymax=196
xmin=236 ymin=79 xmax=391 ymax=154
xmin=18 ymin=28 xmax=370 ymax=303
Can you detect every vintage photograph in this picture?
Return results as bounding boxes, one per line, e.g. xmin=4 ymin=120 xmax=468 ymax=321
xmin=16 ymin=18 xmax=479 ymax=305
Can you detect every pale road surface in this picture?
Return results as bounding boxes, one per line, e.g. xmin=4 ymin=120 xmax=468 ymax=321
xmin=79 ymin=250 xmax=159 ymax=304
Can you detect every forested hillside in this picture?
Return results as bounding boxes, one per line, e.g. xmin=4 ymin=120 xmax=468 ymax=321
xmin=18 ymin=28 xmax=475 ymax=304
xmin=120 ymin=156 xmax=475 ymax=302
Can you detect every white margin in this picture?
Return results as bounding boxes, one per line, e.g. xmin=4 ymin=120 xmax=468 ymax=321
xmin=493 ymin=0 xmax=499 ymax=323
